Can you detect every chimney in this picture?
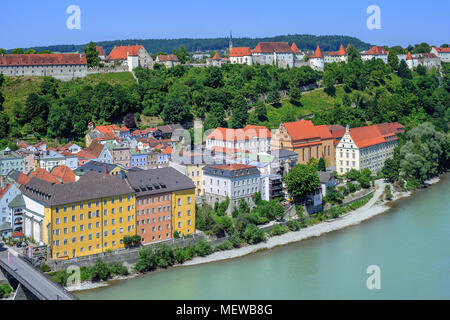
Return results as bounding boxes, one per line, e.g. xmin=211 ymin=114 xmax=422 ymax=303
xmin=104 ymin=165 xmax=108 ymax=176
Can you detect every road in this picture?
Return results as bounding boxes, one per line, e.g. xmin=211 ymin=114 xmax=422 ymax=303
xmin=0 ymin=249 xmax=76 ymax=300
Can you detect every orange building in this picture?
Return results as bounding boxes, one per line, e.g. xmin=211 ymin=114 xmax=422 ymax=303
xmin=272 ymin=119 xmax=336 ymax=167
xmin=126 ymin=168 xmax=195 ymax=244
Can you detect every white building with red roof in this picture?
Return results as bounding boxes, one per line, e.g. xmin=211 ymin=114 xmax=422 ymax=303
xmin=336 ymin=123 xmax=404 ymax=174
xmin=251 ymin=42 xmax=295 ymax=68
xmin=431 ymin=46 xmax=450 ymax=63
xmin=107 ymin=45 xmax=153 ymax=71
xmin=361 ymin=45 xmax=389 ymax=63
xmin=0 ymin=53 xmax=87 ymax=81
xmin=324 ymin=44 xmax=348 ymax=64
xmin=156 ymin=54 xmax=180 ymax=68
xmin=308 ymin=46 xmax=325 ymax=70
xmin=229 ymin=47 xmax=253 ymax=65
xmin=206 ymin=125 xmax=272 ymax=154
xmin=406 ymin=51 xmax=441 ymax=70
xmin=291 ymin=42 xmax=305 ymax=61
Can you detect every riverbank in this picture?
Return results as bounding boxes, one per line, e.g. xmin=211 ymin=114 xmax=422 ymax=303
xmin=70 ymin=176 xmax=442 ymax=293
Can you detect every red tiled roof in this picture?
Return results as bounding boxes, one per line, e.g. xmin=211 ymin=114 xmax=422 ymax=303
xmin=291 ymin=42 xmax=302 ymax=54
xmin=85 ymin=141 xmax=105 ymax=158
xmin=406 ymin=52 xmax=413 ymax=60
xmin=96 ymin=46 xmax=106 ymax=56
xmin=252 ymin=42 xmax=293 ymax=54
xmin=212 ymin=53 xmax=222 ymax=60
xmin=161 ymin=146 xmax=173 ymax=155
xmin=75 ymin=150 xmax=97 ymax=160
xmin=29 ymin=168 xmax=61 ymax=184
xmin=108 ymin=45 xmax=143 ymax=61
xmin=310 ymin=46 xmax=323 ymax=58
xmin=433 ymin=47 xmax=450 ymax=53
xmin=362 ymin=45 xmax=388 ymax=55
xmin=0 ymin=54 xmax=87 ymax=66
xmin=347 ymin=123 xmax=403 ymax=149
xmin=327 ymin=125 xmax=346 ymax=146
xmin=16 ymin=173 xmax=31 ymax=185
xmin=209 ymin=164 xmax=256 ymax=171
xmin=315 ymin=125 xmax=334 ymax=140
xmin=0 ymin=184 xmax=11 ymax=198
xmin=51 ymin=165 xmax=76 ymax=184
xmin=229 ymin=47 xmax=252 ymax=57
xmin=207 ymin=125 xmax=272 ymax=142
xmin=327 ymin=44 xmax=347 ymax=56
xmin=157 ymin=54 xmax=179 ymax=62
xmin=417 ymin=53 xmax=438 ymax=59
xmin=95 ymin=125 xmax=120 ymax=135
xmin=283 ymin=119 xmax=320 ymax=141
xmin=17 ymin=141 xmax=30 ymax=149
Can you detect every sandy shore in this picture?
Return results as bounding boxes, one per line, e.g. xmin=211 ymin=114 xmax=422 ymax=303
xmin=70 ymin=177 xmax=441 ymax=292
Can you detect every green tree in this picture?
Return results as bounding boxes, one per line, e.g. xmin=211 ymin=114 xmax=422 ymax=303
xmin=398 ymin=60 xmax=412 ymax=79
xmin=10 ymin=48 xmax=24 ymax=54
xmin=284 ymin=164 xmax=320 ymax=202
xmin=162 ymin=82 xmax=193 ymax=124
xmin=254 ymin=101 xmax=268 ymax=121
xmin=317 ymin=158 xmax=326 ymax=171
xmin=381 ymin=158 xmax=399 ymax=182
xmin=25 ymin=49 xmax=37 ymax=54
xmin=84 ymin=42 xmax=101 ymax=67
xmin=388 ymin=52 xmax=399 ymax=70
xmin=0 ymin=48 xmax=6 ymax=54
xmin=173 ymin=45 xmax=189 ymax=64
xmin=90 ymin=260 xmax=110 ymax=281
xmin=266 ymin=90 xmax=281 ymax=106
xmin=243 ymin=223 xmax=266 ymax=244
xmin=231 ymin=95 xmax=249 ymax=128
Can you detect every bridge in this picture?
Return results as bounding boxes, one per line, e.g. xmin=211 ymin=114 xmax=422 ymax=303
xmin=0 ymin=248 xmax=77 ymax=300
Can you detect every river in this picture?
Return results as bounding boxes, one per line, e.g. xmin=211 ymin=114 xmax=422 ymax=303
xmin=77 ymin=175 xmax=450 ymax=300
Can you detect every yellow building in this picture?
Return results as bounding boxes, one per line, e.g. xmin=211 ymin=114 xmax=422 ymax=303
xmin=21 ymin=172 xmax=136 ymax=259
xmin=171 ymin=188 xmax=196 ymax=237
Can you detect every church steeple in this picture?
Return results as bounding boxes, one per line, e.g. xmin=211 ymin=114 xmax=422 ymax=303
xmin=229 ymin=31 xmax=233 ymax=52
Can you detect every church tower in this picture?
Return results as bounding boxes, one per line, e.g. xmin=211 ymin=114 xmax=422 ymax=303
xmin=229 ymin=31 xmax=233 ymax=53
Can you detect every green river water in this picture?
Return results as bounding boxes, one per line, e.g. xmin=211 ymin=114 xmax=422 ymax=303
xmin=77 ymin=175 xmax=450 ymax=300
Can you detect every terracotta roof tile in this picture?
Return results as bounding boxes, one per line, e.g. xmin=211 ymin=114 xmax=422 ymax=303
xmin=362 ymin=45 xmax=388 ymax=55
xmin=229 ymin=47 xmax=252 ymax=57
xmin=0 ymin=54 xmax=87 ymax=66
xmin=433 ymin=47 xmax=450 ymax=53
xmin=207 ymin=125 xmax=271 ymax=142
xmin=310 ymin=46 xmax=323 ymax=58
xmin=108 ymin=45 xmax=143 ymax=60
xmin=252 ymin=42 xmax=293 ymax=54
xmin=157 ymin=54 xmax=179 ymax=62
xmin=51 ymin=165 xmax=76 ymax=184
xmin=291 ymin=42 xmax=302 ymax=54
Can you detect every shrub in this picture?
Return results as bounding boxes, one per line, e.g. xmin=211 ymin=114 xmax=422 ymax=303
xmin=215 ymin=240 xmax=233 ymax=251
xmin=243 ymin=224 xmax=266 ymax=244
xmin=287 ymin=220 xmax=301 ymax=231
xmin=385 ymin=185 xmax=393 ymax=200
xmin=49 ymin=270 xmax=69 ymax=287
xmin=345 ymin=169 xmax=360 ymax=181
xmin=173 ymin=230 xmax=180 ymax=239
xmin=39 ymin=263 xmax=51 ymax=273
xmin=229 ymin=233 xmax=242 ymax=248
xmin=346 ymin=182 xmax=356 ymax=194
xmin=329 ymin=206 xmax=343 ymax=219
xmin=358 ymin=175 xmax=371 ymax=189
xmin=109 ymin=262 xmax=129 ymax=276
xmin=154 ymin=244 xmax=175 ymax=268
xmin=173 ymin=248 xmax=186 ymax=264
xmin=134 ymin=247 xmax=157 ymax=273
xmin=268 ymin=224 xmax=290 ymax=237
xmin=0 ymin=284 xmax=13 ymax=298
xmin=195 ymin=240 xmax=213 ymax=257
xmin=90 ymin=260 xmax=110 ymax=282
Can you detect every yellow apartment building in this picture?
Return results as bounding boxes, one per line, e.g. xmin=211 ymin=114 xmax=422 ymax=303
xmin=171 ymin=188 xmax=196 ymax=237
xmin=20 ymin=172 xmax=136 ymax=259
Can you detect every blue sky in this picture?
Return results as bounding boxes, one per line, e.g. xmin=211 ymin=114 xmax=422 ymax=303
xmin=0 ymin=0 xmax=448 ymax=49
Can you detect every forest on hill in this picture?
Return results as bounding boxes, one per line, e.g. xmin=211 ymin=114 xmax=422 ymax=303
xmin=10 ymin=34 xmax=371 ymax=55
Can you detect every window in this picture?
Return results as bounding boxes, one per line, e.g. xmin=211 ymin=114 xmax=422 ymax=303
xmin=178 ymin=198 xmax=181 ymax=206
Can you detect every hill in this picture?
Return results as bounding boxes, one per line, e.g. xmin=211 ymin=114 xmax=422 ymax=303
xmin=13 ymin=34 xmax=371 ymax=55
